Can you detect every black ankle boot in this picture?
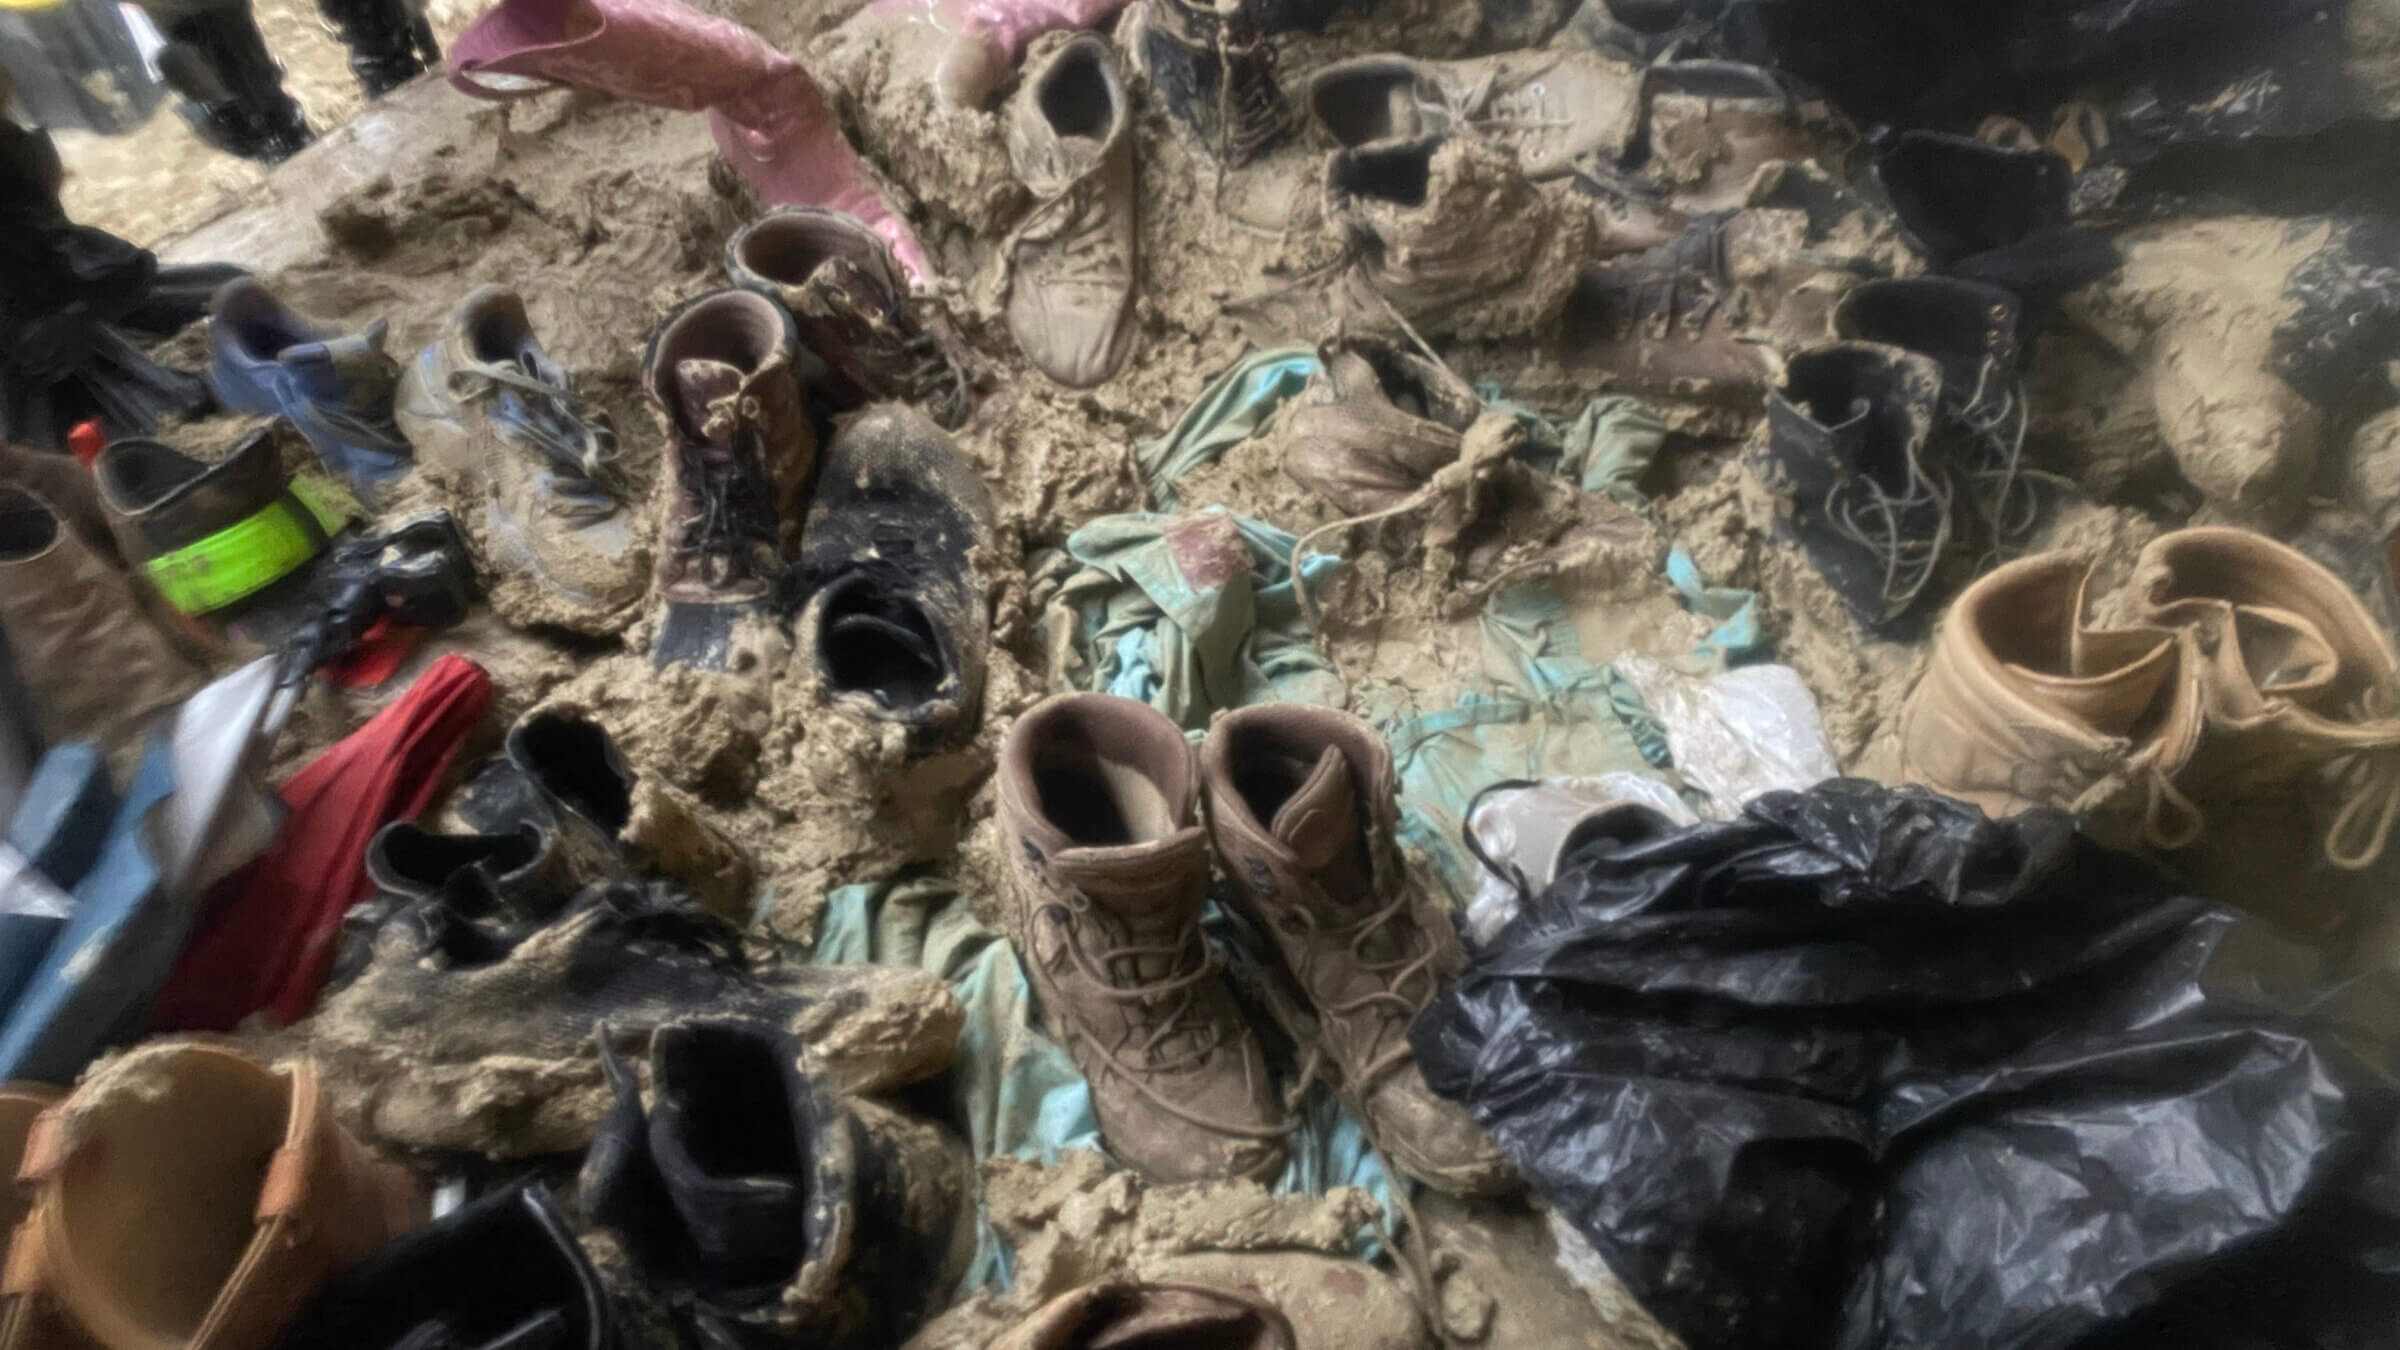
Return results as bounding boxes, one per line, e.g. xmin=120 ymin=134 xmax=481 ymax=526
xmin=1758 ymin=341 xmax=1953 ymax=629
xmin=1122 ymin=0 xmax=1290 ymax=165
xmin=158 ymin=4 xmax=313 ymax=164
xmin=316 ymin=0 xmax=442 ymax=98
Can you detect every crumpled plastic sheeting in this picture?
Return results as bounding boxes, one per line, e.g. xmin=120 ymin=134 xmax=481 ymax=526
xmin=1136 ymin=348 xmax=1320 ymax=510
xmin=1414 ymin=779 xmax=2400 ymax=1350
xmin=1614 ymin=656 xmax=1837 ymax=814
xmin=814 ymin=874 xmax=1394 ymax=1295
xmin=1461 ymin=775 xmax=1697 ymax=945
xmin=1049 ymin=508 xmax=1345 ymax=731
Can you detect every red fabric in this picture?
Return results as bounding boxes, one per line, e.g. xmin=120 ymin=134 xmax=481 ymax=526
xmin=322 ymin=616 xmax=428 ymax=689
xmin=68 ymin=421 xmax=105 ymax=468
xmin=153 ymin=654 xmax=494 ymax=1031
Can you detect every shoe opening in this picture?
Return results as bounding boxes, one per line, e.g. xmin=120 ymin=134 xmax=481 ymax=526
xmin=94 ymin=438 xmax=206 ymax=512
xmin=464 ymin=291 xmax=538 ymax=367
xmin=515 ymin=712 xmax=633 ymax=835
xmin=1606 ymin=0 xmax=1689 ymax=34
xmin=1648 ymin=60 xmax=1784 ymax=104
xmin=1311 ymin=66 xmax=1416 ymax=148
xmin=656 ymin=1022 xmax=808 ymax=1181
xmin=379 ymin=824 xmax=542 ymax=890
xmin=1331 ymin=142 xmax=1433 ymax=207
xmin=735 ymin=215 xmax=843 ymax=288
xmin=818 ymin=576 xmax=947 ymax=712
xmin=0 ymin=489 xmax=58 ymax=560
xmin=1024 ymin=702 xmax=1184 ymax=847
xmin=1039 ymin=42 xmax=1119 ymax=140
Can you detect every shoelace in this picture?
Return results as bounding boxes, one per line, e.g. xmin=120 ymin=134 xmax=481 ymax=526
xmin=1034 ymin=886 xmax=1292 ymax=1141
xmin=669 ymin=435 xmax=776 ymax=588
xmin=1034 ymin=183 xmax=1127 ymax=291
xmin=1210 ymin=9 xmax=1287 ymax=167
xmin=1277 ymin=875 xmax=1441 ymax=1093
xmin=897 ymin=325 xmax=967 ymax=410
xmin=448 ymin=361 xmax=617 ymax=485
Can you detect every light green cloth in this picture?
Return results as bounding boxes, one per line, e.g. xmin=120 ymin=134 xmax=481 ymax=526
xmin=1137 ymin=348 xmax=1320 ymax=509
xmin=1055 ymin=508 xmax=1345 ymax=731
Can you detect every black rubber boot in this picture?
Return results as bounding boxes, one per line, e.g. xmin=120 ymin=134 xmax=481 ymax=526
xmin=157 ymin=3 xmax=312 ymax=164
xmin=317 ymin=0 xmax=441 ymax=98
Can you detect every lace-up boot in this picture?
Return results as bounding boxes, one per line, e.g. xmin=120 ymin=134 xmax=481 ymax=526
xmin=1201 ymin=704 xmax=1513 ymax=1196
xmin=640 ymin=289 xmax=811 ymax=670
xmin=998 ymin=693 xmax=1288 ymax=1183
xmin=1121 ymin=0 xmax=1291 ymax=165
xmin=1274 ymin=334 xmax=1480 ymax=513
xmin=1306 ymin=47 xmax=1641 ymax=180
xmin=1003 ymin=35 xmax=1139 ymax=388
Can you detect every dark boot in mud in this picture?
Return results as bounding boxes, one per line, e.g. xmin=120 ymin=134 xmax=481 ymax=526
xmin=724 ymin=209 xmax=972 ymax=430
xmin=641 ymin=289 xmax=812 ymax=671
xmin=1756 ymin=340 xmax=1954 ymax=631
xmin=454 ymin=708 xmax=752 ymax=920
xmin=1564 ymin=212 xmax=1775 ymax=401
xmin=789 ymin=403 xmax=992 ymax=743
xmin=154 ymin=2 xmax=312 ymax=164
xmin=315 ymin=0 xmax=439 ymax=97
xmin=1121 ymin=0 xmax=1291 ymax=166
xmin=997 ymin=693 xmax=1291 ymax=1184
xmin=1202 ymin=704 xmax=1516 ymax=1198
xmin=1871 ymin=130 xmax=2117 ymax=310
xmin=279 ymin=1183 xmax=616 ymax=1350
xmin=580 ymin=1017 xmax=974 ymax=1349
xmin=1274 ymin=334 xmax=1480 ymax=514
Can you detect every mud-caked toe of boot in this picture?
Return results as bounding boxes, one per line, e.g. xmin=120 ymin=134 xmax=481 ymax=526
xmin=1359 ymin=1060 xmax=1515 ymax=1195
xmin=1007 ymin=279 xmax=1136 ymax=390
xmin=1099 ymin=1075 xmax=1289 ymax=1184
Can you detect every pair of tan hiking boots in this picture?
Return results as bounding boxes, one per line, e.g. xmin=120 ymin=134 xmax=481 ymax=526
xmin=998 ymin=694 xmax=1513 ymax=1196
xmin=0 ymin=1042 xmax=421 ymax=1350
xmin=1901 ymin=526 xmax=2400 ymax=929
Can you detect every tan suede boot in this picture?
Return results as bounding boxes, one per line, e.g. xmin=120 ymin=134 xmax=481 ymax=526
xmin=1201 ymin=704 xmax=1515 ymax=1197
xmin=2126 ymin=526 xmax=2400 ymax=870
xmin=0 ymin=1084 xmax=83 ymax=1350
xmin=1003 ymin=34 xmax=1138 ymax=389
xmin=3 ymin=1042 xmax=424 ymax=1350
xmin=1897 ymin=550 xmax=2203 ymax=850
xmin=998 ymin=694 xmax=1288 ymax=1184
xmin=0 ymin=486 xmax=200 ymax=770
xmin=1275 ymin=335 xmax=1481 ymax=514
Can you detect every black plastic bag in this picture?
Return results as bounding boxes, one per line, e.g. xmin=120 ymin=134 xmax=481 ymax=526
xmin=1413 ymin=780 xmax=2400 ymax=1350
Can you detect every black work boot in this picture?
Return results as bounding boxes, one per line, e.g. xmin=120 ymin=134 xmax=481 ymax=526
xmin=1871 ymin=130 xmax=2118 ymax=309
xmin=156 ymin=4 xmax=313 ymax=165
xmin=1120 ymin=0 xmax=1290 ymax=165
xmin=315 ymin=0 xmax=441 ymax=97
xmin=1757 ymin=341 xmax=1952 ymax=630
xmin=581 ymin=1017 xmax=975 ymax=1350
xmin=790 ymin=404 xmax=993 ymax=743
xmin=279 ymin=1183 xmax=616 ymax=1350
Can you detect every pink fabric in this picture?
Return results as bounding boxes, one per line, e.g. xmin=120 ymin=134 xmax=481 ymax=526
xmin=961 ymin=0 xmax=1126 ymax=63
xmin=151 ymin=655 xmax=494 ymax=1031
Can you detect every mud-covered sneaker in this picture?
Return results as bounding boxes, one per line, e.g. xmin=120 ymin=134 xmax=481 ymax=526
xmin=1637 ymin=60 xmax=1829 ymax=213
xmin=207 ymin=277 xmax=410 ymax=496
xmin=1275 ymin=334 xmax=1481 ymax=513
xmin=1004 ymin=34 xmax=1139 ymax=388
xmin=397 ymin=286 xmax=642 ymax=627
xmin=725 ymin=208 xmax=973 ymax=429
xmin=1307 ymin=47 xmax=1643 ymax=180
xmin=1121 ymin=0 xmax=1291 ymax=165
xmin=641 ymin=289 xmax=811 ymax=670
xmin=792 ymin=404 xmax=994 ymax=740
xmin=1201 ymin=704 xmax=1516 ymax=1197
xmin=998 ymin=693 xmax=1290 ymax=1183
xmin=582 ymin=1017 xmax=974 ymax=1349
xmin=1756 ymin=341 xmax=1954 ymax=629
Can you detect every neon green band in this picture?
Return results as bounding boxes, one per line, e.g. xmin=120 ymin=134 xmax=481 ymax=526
xmin=144 ymin=479 xmax=349 ymax=615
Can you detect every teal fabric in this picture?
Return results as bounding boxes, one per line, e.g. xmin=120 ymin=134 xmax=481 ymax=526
xmin=815 ymin=874 xmax=1393 ymax=1295
xmin=1480 ymin=387 xmax=1671 ymax=506
xmin=1137 ymin=348 xmax=1321 ymax=509
xmin=1056 ymin=509 xmax=1345 ymax=731
xmin=1668 ymin=548 xmax=1766 ymax=664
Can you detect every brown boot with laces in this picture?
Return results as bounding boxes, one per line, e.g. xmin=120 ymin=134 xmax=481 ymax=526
xmin=1004 ymin=33 xmax=1139 ymax=388
xmin=1200 ymin=704 xmax=1515 ymax=1196
xmin=998 ymin=693 xmax=1289 ymax=1183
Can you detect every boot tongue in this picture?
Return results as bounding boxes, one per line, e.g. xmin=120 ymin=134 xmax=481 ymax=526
xmin=674 ymin=359 xmax=745 ymax=449
xmin=1269 ymin=745 xmax=1376 ymax=902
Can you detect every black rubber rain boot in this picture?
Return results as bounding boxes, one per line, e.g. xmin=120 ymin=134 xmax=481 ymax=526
xmin=317 ymin=0 xmax=440 ymax=98
xmin=156 ymin=2 xmax=313 ymax=164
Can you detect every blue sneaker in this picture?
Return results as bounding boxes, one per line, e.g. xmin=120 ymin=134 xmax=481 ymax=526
xmin=206 ymin=276 xmax=413 ymax=496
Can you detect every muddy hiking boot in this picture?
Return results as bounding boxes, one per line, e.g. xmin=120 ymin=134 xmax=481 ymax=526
xmin=998 ymin=693 xmax=1291 ymax=1183
xmin=1202 ymin=704 xmax=1515 ymax=1197
xmin=1306 ymin=47 xmax=1642 ymax=181
xmin=1869 ymin=129 xmax=2118 ymax=311
xmin=991 ymin=1281 xmax=1296 ymax=1350
xmin=2 ymin=1041 xmax=424 ymax=1349
xmin=1004 ymin=34 xmax=1139 ymax=389
xmin=154 ymin=3 xmax=312 ymax=164
xmin=451 ymin=708 xmax=750 ymax=918
xmin=1836 ymin=276 xmax=2042 ymax=554
xmin=279 ymin=1183 xmax=613 ymax=1350
xmin=1566 ymin=211 xmax=1773 ymax=400
xmin=725 ymin=208 xmax=972 ymax=430
xmin=0 ymin=484 xmax=200 ymax=768
xmin=1759 ymin=341 xmax=1954 ymax=630
xmin=1121 ymin=0 xmax=1290 ymax=165
xmin=207 ymin=278 xmax=413 ymax=498
xmin=581 ymin=1017 xmax=973 ymax=1349
xmin=1275 ymin=333 xmax=1481 ymax=514
xmin=397 ymin=285 xmax=642 ymax=627
xmin=791 ymin=404 xmax=994 ymax=740
xmin=334 ymin=816 xmax=582 ymax=991
xmin=642 ymin=289 xmax=813 ymax=671
xmin=314 ymin=0 xmax=441 ymax=98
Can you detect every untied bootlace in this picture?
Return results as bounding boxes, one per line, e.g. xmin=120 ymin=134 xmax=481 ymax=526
xmin=448 ymin=360 xmax=618 ymax=486
xmin=1275 ymin=832 xmax=1441 ymax=1096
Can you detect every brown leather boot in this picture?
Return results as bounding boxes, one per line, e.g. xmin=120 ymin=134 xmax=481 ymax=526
xmin=1897 ymin=550 xmax=2202 ymax=851
xmin=0 ymin=1084 xmax=79 ymax=1350
xmin=1200 ymin=705 xmax=1514 ymax=1197
xmin=997 ymin=694 xmax=1288 ymax=1183
xmin=0 ymin=486 xmax=201 ymax=770
xmin=5 ymin=1041 xmax=424 ymax=1350
xmin=989 ymin=1256 xmax=1431 ymax=1350
xmin=991 ymin=1280 xmax=1294 ymax=1350
xmin=725 ymin=208 xmax=973 ymax=430
xmin=2126 ymin=526 xmax=2400 ymax=870
xmin=1276 ymin=335 xmax=1480 ymax=514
